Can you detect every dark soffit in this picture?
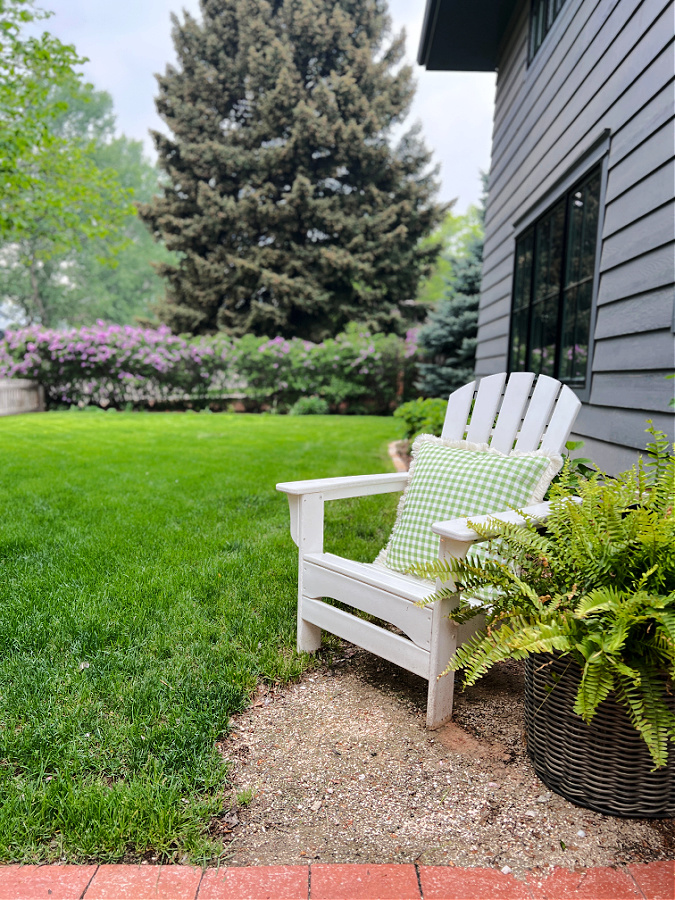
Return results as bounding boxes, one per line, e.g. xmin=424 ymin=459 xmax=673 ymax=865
xmin=417 ymin=0 xmax=520 ymax=71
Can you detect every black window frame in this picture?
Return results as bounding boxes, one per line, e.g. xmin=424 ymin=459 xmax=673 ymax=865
xmin=528 ymin=0 xmax=569 ymax=62
xmin=508 ymin=164 xmax=604 ymax=395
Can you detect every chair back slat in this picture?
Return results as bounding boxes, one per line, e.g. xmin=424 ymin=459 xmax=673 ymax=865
xmin=441 ymin=380 xmax=475 ymax=440
xmin=541 ymin=384 xmax=582 ymax=454
xmin=514 ymin=374 xmax=561 ymax=451
xmin=465 ymin=372 xmax=507 ymax=444
xmin=490 ymin=372 xmax=536 ymax=454
xmin=441 ymin=372 xmax=579 ymax=457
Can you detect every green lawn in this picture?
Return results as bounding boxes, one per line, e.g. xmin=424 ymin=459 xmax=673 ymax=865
xmin=0 ymin=410 xmax=400 ymax=862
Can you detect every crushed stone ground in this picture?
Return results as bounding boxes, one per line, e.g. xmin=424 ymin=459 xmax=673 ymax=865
xmin=214 ymin=647 xmax=675 ymax=876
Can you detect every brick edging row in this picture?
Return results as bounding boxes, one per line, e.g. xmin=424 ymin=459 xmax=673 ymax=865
xmin=0 ymin=860 xmax=673 ymax=899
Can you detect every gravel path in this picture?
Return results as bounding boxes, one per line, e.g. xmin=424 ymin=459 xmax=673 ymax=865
xmin=214 ymin=647 xmax=674 ymax=876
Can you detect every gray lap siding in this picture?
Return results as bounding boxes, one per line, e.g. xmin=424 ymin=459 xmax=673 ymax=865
xmin=478 ymin=0 xmax=675 ymax=470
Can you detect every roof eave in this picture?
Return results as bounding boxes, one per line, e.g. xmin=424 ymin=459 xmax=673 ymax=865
xmin=417 ymin=0 xmax=520 ymax=72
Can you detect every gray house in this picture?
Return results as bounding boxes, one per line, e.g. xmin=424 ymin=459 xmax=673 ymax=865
xmin=418 ymin=0 xmax=675 ymax=472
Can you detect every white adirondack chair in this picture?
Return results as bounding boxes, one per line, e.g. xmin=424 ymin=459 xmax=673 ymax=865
xmin=276 ymin=372 xmax=581 ymax=728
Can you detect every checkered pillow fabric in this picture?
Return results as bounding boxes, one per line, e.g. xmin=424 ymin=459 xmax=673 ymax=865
xmin=378 ymin=436 xmax=561 ymax=574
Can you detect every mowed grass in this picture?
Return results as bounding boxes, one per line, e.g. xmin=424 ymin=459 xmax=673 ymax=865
xmin=0 ymin=410 xmax=401 ymax=862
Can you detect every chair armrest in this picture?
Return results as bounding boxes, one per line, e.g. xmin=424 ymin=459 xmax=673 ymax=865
xmin=432 ymin=500 xmax=554 ymax=542
xmin=276 ymin=472 xmax=408 ymax=502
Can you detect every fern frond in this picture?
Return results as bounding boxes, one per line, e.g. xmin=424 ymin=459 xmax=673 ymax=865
xmin=575 ymin=587 xmax=621 ymax=618
xmin=466 ymin=516 xmax=554 ymax=558
xmin=408 ymin=557 xmax=455 ymax=582
xmin=651 ymin=610 xmax=675 ymax=649
xmin=613 ymin=667 xmax=675 ymax=768
xmin=573 ymin=660 xmax=615 ymax=722
xmin=608 ymin=657 xmax=641 ymax=682
xmin=444 ymin=619 xmax=571 ymax=687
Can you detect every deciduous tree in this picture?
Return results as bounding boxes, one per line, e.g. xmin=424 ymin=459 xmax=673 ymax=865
xmin=0 ymin=3 xmax=136 ymax=325
xmin=0 ymin=78 xmax=169 ymax=326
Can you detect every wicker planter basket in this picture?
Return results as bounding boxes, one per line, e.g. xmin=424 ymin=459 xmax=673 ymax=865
xmin=524 ymin=653 xmax=675 ymax=817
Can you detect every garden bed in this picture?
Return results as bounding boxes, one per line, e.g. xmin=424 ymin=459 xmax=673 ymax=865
xmin=221 ymin=646 xmax=675 ymax=876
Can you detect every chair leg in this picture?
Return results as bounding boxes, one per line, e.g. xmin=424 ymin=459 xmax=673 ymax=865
xmin=426 ymin=596 xmax=458 ymax=729
xmin=297 ymin=595 xmax=322 ymax=653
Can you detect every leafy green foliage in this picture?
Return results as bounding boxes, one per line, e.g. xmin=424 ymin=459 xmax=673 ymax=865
xmin=0 ymin=322 xmax=417 ymax=412
xmin=139 ymin=0 xmax=443 ymax=340
xmin=393 ymin=396 xmax=448 ymax=440
xmin=545 ymin=438 xmax=599 ymax=497
xmin=0 ymin=0 xmax=81 ymax=233
xmin=415 ymin=205 xmax=484 ymax=308
xmin=231 ymin=324 xmax=417 ymax=413
xmin=0 ymin=3 xmax=134 ymax=296
xmin=413 ymin=429 xmax=675 ymax=767
xmin=0 ymin=411 xmax=399 ymax=860
xmin=0 ymin=79 xmax=167 ymax=327
xmin=288 ymin=395 xmax=330 ymax=415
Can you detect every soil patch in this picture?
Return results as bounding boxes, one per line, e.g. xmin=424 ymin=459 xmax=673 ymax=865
xmin=216 ymin=647 xmax=674 ymax=875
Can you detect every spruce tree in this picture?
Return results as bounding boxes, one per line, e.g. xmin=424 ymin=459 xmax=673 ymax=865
xmin=416 ymin=177 xmax=486 ymax=397
xmin=415 ymin=235 xmax=482 ymax=396
xmin=139 ymin=0 xmax=443 ymax=340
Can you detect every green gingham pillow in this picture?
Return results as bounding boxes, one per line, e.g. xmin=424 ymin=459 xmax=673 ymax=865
xmin=376 ymin=435 xmax=562 ymax=574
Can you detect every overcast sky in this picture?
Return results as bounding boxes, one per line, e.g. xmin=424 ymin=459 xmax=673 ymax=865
xmin=39 ymin=0 xmax=496 ymax=211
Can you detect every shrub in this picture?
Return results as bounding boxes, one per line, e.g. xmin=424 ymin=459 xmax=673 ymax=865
xmin=0 ymin=323 xmax=233 ymax=408
xmin=229 ymin=324 xmax=417 ymax=414
xmin=394 ymin=397 xmax=448 ymax=440
xmin=289 ymin=396 xmax=329 ymax=415
xmin=0 ymin=322 xmax=419 ymax=413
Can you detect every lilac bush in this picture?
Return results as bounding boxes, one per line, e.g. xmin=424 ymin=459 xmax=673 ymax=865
xmin=0 ymin=323 xmax=234 ymax=408
xmin=0 ymin=322 xmax=418 ymax=412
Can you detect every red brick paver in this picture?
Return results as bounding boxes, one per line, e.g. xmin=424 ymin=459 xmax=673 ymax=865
xmin=199 ymin=865 xmax=308 ymax=899
xmin=628 ymin=862 xmax=675 ymax=900
xmin=86 ymin=864 xmax=202 ymax=899
xmin=420 ymin=865 xmax=530 ymax=899
xmin=0 ymin=864 xmax=97 ymax=900
xmin=310 ymin=864 xmax=420 ymax=900
xmin=527 ymin=865 xmax=643 ymax=899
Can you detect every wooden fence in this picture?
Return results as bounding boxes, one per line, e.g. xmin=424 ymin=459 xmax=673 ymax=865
xmin=0 ymin=379 xmax=44 ymax=416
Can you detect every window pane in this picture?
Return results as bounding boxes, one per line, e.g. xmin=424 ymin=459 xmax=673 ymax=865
xmin=560 ymin=279 xmax=592 ymax=384
xmin=580 ymin=172 xmax=601 ymax=281
xmin=530 ymin=0 xmax=545 ymax=56
xmin=511 ymin=308 xmax=529 ymax=371
xmin=529 ymin=293 xmax=557 ymax=377
xmin=546 ymin=0 xmax=555 ymax=30
xmin=530 ymin=0 xmax=568 ymax=60
xmin=565 ymin=170 xmax=601 ymax=288
xmin=533 ymin=199 xmax=565 ymax=305
xmin=560 ymin=167 xmax=601 ymax=386
xmin=510 ymin=230 xmax=533 ymax=371
xmin=513 ymin=230 xmax=533 ymax=312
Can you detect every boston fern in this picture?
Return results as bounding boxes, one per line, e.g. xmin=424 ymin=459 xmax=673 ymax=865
xmin=413 ymin=431 xmax=675 ymax=767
